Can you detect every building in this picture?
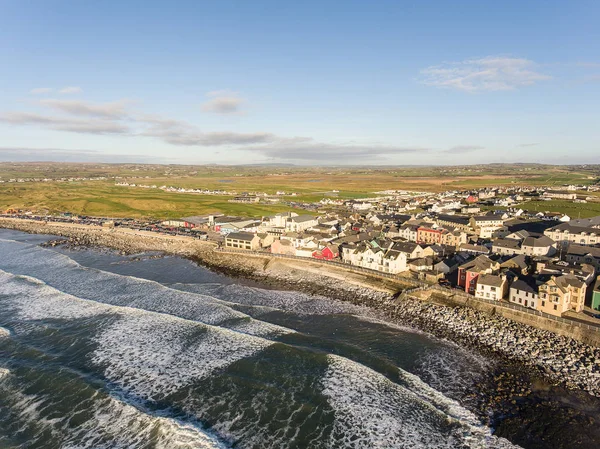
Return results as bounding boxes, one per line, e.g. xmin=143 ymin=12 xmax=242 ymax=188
xmin=520 ymin=235 xmax=556 ymax=257
xmin=592 ymin=279 xmax=600 ymax=311
xmin=270 ymin=238 xmax=296 ymax=256
xmin=416 ymin=226 xmax=444 ymax=245
xmin=544 ymin=222 xmax=600 ymax=246
xmin=538 ymin=275 xmax=587 ymax=316
xmin=458 ymin=243 xmax=490 ymax=255
xmin=224 ymin=232 xmax=261 ymax=251
xmin=542 ymin=190 xmax=577 ymax=200
xmin=509 ymin=278 xmax=539 ymax=310
xmin=312 ymin=245 xmax=339 ymax=261
xmin=565 ymin=244 xmax=600 ymax=269
xmin=286 ymin=215 xmax=319 ymax=232
xmin=470 ymin=215 xmax=506 ymax=239
xmin=475 ymin=274 xmax=507 ymax=301
xmin=436 ymin=214 xmax=471 ymax=231
xmin=492 ymin=238 xmax=522 ymax=256
xmin=457 ymin=255 xmax=501 ymax=294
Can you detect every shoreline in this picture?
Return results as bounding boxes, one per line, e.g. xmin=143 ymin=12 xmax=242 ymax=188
xmin=1 ymin=218 xmax=599 ymax=394
xmin=3 ymin=219 xmax=600 ymax=447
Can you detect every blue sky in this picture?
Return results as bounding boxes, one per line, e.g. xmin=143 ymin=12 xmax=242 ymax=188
xmin=1 ymin=0 xmax=599 ymax=165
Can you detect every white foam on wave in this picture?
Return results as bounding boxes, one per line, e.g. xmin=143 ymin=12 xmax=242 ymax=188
xmin=0 ymin=377 xmax=228 ymax=449
xmin=0 ymin=270 xmax=275 ymax=401
xmin=92 ymin=311 xmax=273 ymax=400
xmin=414 ymin=344 xmax=492 ymax=402
xmin=0 ymin=240 xmax=292 ymax=339
xmin=62 ymin=393 xmax=228 ymax=449
xmin=321 ymin=355 xmax=519 ymax=449
xmin=0 ymin=326 xmax=11 ymax=338
xmin=0 ymin=367 xmax=9 ymax=380
xmin=173 ymin=282 xmax=374 ymax=317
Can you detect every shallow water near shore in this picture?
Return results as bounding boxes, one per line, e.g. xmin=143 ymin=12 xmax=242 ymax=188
xmin=0 ymin=229 xmax=599 ymax=448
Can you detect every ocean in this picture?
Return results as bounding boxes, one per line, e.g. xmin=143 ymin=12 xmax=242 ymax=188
xmin=0 ymin=229 xmax=596 ymax=448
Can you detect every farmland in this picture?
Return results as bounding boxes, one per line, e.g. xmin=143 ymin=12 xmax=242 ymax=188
xmin=0 ymin=162 xmax=598 ymax=219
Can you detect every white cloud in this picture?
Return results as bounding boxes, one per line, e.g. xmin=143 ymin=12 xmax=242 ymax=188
xmin=0 ymin=95 xmax=431 ymax=162
xmin=30 ymin=88 xmax=53 ymax=95
xmin=201 ymin=90 xmax=244 ymax=114
xmin=0 ymin=112 xmax=129 ymax=135
xmin=444 ymin=145 xmax=485 ymax=154
xmin=420 ymin=56 xmax=551 ymax=92
xmin=39 ymin=99 xmax=130 ymax=118
xmin=59 ymin=86 xmax=83 ymax=94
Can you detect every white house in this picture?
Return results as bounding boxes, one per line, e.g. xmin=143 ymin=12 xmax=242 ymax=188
xmin=509 ymin=279 xmax=539 ymax=310
xmin=474 ymin=274 xmax=507 ymax=301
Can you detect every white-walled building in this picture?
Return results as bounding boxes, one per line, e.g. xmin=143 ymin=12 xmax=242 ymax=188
xmin=509 ymin=279 xmax=539 ymax=310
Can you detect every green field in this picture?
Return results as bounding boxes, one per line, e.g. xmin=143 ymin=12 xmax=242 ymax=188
xmin=517 ymin=200 xmax=600 ymax=219
xmin=1 ymin=162 xmax=598 ymax=219
xmin=0 ymin=182 xmax=296 ymax=219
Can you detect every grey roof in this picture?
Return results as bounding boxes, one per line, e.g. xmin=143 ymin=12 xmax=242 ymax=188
xmin=493 ymin=239 xmax=522 ymax=250
xmin=566 ymin=244 xmax=600 ymax=258
xmin=502 ymin=254 xmax=528 ymax=269
xmin=460 ymin=254 xmax=496 ymax=271
xmin=459 ymin=243 xmax=490 ymax=254
xmin=391 ymin=241 xmax=420 ymax=254
xmin=522 ymin=235 xmax=555 ymax=248
xmin=225 ymin=232 xmax=257 ymax=241
xmin=547 ymin=223 xmax=600 ymax=235
xmin=437 ymin=214 xmax=470 ymax=225
xmin=511 ymin=279 xmax=538 ymax=294
xmin=477 ymin=274 xmax=505 ymax=287
xmin=291 ymin=215 xmax=317 ymax=223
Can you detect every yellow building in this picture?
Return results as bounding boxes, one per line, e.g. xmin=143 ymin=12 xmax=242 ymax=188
xmin=538 ymin=275 xmax=587 ymax=316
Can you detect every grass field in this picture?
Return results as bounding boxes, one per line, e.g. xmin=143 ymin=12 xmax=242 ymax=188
xmin=1 ymin=162 xmax=598 ymax=219
xmin=0 ymin=182 xmax=296 ymax=219
xmin=517 ymin=200 xmax=600 ymax=219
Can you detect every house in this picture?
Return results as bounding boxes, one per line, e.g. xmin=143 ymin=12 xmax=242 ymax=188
xmin=390 ymin=241 xmax=425 ymax=259
xmin=509 ymin=278 xmax=539 ymax=310
xmin=312 ymin=244 xmax=339 ymax=261
xmin=565 ymin=244 xmax=600 ymax=269
xmin=492 ymin=238 xmax=522 ymax=256
xmin=433 ymin=255 xmax=463 ymax=274
xmin=544 ymin=221 xmax=600 ymax=246
xmin=500 ymin=254 xmax=529 ymax=275
xmin=475 ymin=274 xmax=507 ymax=301
xmin=286 ymin=215 xmax=320 ymax=232
xmin=458 ymin=243 xmax=490 ymax=255
xmin=592 ymin=279 xmax=600 ymax=311
xmin=417 ymin=226 xmax=445 ymax=245
xmin=280 ymin=232 xmax=316 ymax=248
xmin=542 ymin=190 xmax=577 ymax=200
xmin=520 ymin=235 xmax=556 ymax=257
xmin=270 ymin=238 xmax=296 ymax=256
xmin=538 ymin=275 xmax=587 ymax=316
xmin=458 ymin=255 xmax=501 ymax=294
xmin=225 ymin=232 xmax=261 ymax=251
xmin=470 ymin=215 xmax=506 ymax=239
xmin=436 ymin=214 xmax=471 ymax=231
xmin=397 ymin=223 xmax=420 ymax=242
xmin=408 ymin=257 xmax=435 ymax=272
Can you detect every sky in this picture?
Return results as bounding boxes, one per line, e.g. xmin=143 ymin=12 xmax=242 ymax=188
xmin=0 ymin=0 xmax=599 ymax=165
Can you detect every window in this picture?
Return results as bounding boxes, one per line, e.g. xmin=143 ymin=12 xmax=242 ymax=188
xmin=542 ymin=301 xmax=546 ymax=307
xmin=524 ymin=300 xmax=528 ymax=307
xmin=554 ymin=305 xmax=558 ymax=311
xmin=525 ymin=292 xmax=529 ymax=297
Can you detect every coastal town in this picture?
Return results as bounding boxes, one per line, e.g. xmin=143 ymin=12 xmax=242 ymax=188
xmin=4 ymin=182 xmax=600 ymax=322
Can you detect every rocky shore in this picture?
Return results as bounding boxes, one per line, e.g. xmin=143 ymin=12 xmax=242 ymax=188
xmin=2 ymin=220 xmax=600 ymax=398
